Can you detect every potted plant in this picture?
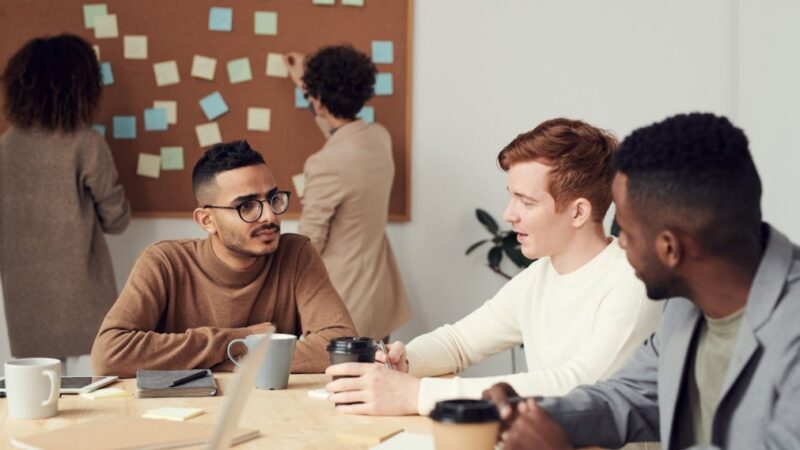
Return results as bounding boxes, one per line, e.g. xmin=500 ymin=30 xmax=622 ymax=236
xmin=466 ymin=208 xmax=534 ymax=279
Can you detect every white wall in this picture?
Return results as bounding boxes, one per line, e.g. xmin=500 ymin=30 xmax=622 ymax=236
xmin=1 ymin=0 xmax=766 ymax=377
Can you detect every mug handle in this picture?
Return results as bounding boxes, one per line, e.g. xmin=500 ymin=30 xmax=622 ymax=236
xmin=227 ymin=339 xmax=247 ymax=367
xmin=41 ymin=369 xmax=58 ymax=407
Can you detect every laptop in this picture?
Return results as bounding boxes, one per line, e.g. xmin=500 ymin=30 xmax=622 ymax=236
xmin=11 ymin=327 xmax=275 ymax=450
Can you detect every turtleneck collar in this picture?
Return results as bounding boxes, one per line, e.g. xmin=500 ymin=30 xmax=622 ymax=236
xmin=200 ymin=237 xmax=269 ymax=288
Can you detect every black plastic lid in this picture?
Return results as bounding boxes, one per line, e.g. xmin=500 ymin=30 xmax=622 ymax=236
xmin=429 ymin=399 xmax=500 ymax=424
xmin=327 ymin=336 xmax=377 ymax=353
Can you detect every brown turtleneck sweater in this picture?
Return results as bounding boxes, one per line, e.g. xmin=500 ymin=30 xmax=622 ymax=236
xmin=90 ymin=233 xmax=356 ymax=378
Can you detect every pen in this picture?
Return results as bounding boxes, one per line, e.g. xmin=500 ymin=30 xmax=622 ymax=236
xmin=377 ymin=340 xmax=394 ymax=370
xmin=168 ymin=370 xmax=209 ymax=388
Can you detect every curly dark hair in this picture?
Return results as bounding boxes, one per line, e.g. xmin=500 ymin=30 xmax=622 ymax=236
xmin=302 ymin=45 xmax=376 ymax=120
xmin=192 ymin=140 xmax=265 ymax=201
xmin=1 ymin=34 xmax=101 ymax=132
xmin=613 ymin=112 xmax=762 ymax=257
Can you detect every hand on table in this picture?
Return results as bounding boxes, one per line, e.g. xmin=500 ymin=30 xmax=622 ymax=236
xmin=324 ymin=362 xmax=420 ymax=416
xmin=283 ymin=52 xmax=307 ymax=87
xmin=376 ymin=341 xmax=410 ymax=373
xmin=501 ymin=398 xmax=573 ymax=450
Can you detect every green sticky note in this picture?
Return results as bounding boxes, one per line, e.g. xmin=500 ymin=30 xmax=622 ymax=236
xmin=342 ymin=0 xmax=365 ymax=6
xmin=254 ymin=11 xmax=277 ymax=35
xmin=227 ymin=58 xmax=253 ymax=84
xmin=160 ymin=146 xmax=184 ymax=170
xmin=312 ymin=0 xmax=335 ymax=5
xmin=83 ymin=4 xmax=108 ymax=28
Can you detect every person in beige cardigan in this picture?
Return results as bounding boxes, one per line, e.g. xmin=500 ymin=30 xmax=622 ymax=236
xmin=284 ymin=46 xmax=411 ymax=340
xmin=0 ymin=34 xmax=130 ymax=358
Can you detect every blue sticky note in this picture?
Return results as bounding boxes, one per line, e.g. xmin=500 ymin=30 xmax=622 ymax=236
xmin=113 ymin=116 xmax=136 ymax=139
xmin=371 ymin=41 xmax=394 ymax=64
xmin=209 ymin=7 xmax=233 ymax=31
xmin=295 ymin=87 xmax=309 ymax=109
xmin=357 ymin=106 xmax=375 ymax=123
xmin=374 ymin=73 xmax=393 ymax=96
xmin=92 ymin=124 xmax=106 ymax=137
xmin=144 ymin=108 xmax=168 ymax=131
xmin=100 ymin=62 xmax=113 ymax=86
xmin=199 ymin=91 xmax=229 ymax=120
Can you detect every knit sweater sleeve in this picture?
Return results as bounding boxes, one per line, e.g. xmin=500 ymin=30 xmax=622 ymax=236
xmin=90 ymin=245 xmax=270 ymax=378
xmin=290 ymin=239 xmax=358 ymax=373
xmin=411 ymin=277 xmax=657 ymax=414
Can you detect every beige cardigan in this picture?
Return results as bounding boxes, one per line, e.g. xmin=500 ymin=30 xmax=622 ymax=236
xmin=0 ymin=127 xmax=130 ymax=357
xmin=299 ymin=120 xmax=411 ymax=339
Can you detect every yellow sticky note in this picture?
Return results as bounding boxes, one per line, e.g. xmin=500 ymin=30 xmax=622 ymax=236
xmin=265 ymin=53 xmax=288 ymax=78
xmin=153 ymin=100 xmax=177 ymax=125
xmin=137 ymin=153 xmax=161 ymax=179
xmin=191 ymin=55 xmax=217 ymax=80
xmin=143 ymin=407 xmax=204 ymax=422
xmin=292 ymin=173 xmax=306 ymax=198
xmin=196 ymin=122 xmax=222 ymax=148
xmin=93 ymin=45 xmax=100 ymax=60
xmin=247 ymin=108 xmax=271 ymax=132
xmin=80 ymin=387 xmax=131 ymax=400
xmin=124 ymin=35 xmax=148 ymax=59
xmin=153 ymin=61 xmax=180 ymax=86
xmin=93 ymin=14 xmax=118 ymax=39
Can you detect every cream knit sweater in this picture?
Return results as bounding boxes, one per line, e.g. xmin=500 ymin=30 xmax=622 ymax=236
xmin=406 ymin=238 xmax=663 ymax=414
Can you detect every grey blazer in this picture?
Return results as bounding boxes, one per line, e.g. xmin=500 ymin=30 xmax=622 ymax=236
xmin=539 ymin=224 xmax=800 ymax=450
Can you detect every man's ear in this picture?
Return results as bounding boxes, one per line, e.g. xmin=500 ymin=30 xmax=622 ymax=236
xmin=193 ymin=207 xmax=217 ymax=235
xmin=654 ymin=229 xmax=682 ymax=269
xmin=570 ymin=198 xmax=593 ymax=228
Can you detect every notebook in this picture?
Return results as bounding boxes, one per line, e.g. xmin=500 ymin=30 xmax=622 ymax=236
xmin=136 ymin=369 xmax=218 ymax=398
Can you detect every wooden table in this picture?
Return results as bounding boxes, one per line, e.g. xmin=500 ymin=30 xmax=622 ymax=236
xmin=0 ymin=374 xmax=433 ymax=449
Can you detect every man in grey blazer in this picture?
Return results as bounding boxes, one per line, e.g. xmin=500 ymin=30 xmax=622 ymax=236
xmin=485 ymin=113 xmax=800 ymax=450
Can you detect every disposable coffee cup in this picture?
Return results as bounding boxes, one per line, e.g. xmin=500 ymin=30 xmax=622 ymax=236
xmin=327 ymin=336 xmax=376 ymax=380
xmin=429 ymin=399 xmax=500 ymax=450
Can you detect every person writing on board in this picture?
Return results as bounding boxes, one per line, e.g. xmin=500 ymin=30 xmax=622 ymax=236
xmin=283 ymin=45 xmax=411 ymax=342
xmin=91 ymin=141 xmax=356 ymax=378
xmin=0 ymin=34 xmax=130 ymax=362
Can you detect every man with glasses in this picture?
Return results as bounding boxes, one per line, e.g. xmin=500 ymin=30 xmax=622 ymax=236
xmin=91 ymin=141 xmax=356 ymax=378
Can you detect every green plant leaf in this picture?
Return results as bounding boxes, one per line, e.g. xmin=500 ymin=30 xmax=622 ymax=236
xmin=465 ymin=239 xmax=489 ymax=255
xmin=502 ymin=232 xmax=535 ymax=268
xmin=487 ymin=246 xmax=502 ymax=269
xmin=476 ymin=208 xmax=499 ymax=234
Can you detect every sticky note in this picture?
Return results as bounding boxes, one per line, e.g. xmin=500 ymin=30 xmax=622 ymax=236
xmin=357 ymin=106 xmax=374 ymax=123
xmin=143 ymin=407 xmax=204 ymax=422
xmin=372 ymin=41 xmax=394 ymax=64
xmin=254 ymin=11 xmax=278 ymax=35
xmin=153 ymin=61 xmax=180 ymax=86
xmin=93 ymin=45 xmax=100 ymax=60
xmin=342 ymin=0 xmax=365 ymax=5
xmin=191 ymin=55 xmax=217 ymax=80
xmin=227 ymin=58 xmax=252 ymax=84
xmin=83 ymin=4 xmax=107 ymax=28
xmin=153 ymin=101 xmax=177 ymax=125
xmin=312 ymin=0 xmax=335 ymax=5
xmin=374 ymin=73 xmax=393 ymax=95
xmin=307 ymin=388 xmax=327 ymax=400
xmin=80 ymin=387 xmax=131 ymax=400
xmin=209 ymin=7 xmax=232 ymax=31
xmin=100 ymin=62 xmax=113 ymax=86
xmin=266 ymin=53 xmax=288 ymax=77
xmin=199 ymin=91 xmax=229 ymax=120
xmin=113 ymin=116 xmax=136 ymax=139
xmin=292 ymin=174 xmax=307 ymax=198
xmin=94 ymin=14 xmax=118 ymax=39
xmin=124 ymin=35 xmax=148 ymax=59
xmin=144 ymin=108 xmax=168 ymax=131
xmin=160 ymin=146 xmax=184 ymax=170
xmin=247 ymin=108 xmax=271 ymax=132
xmin=92 ymin=124 xmax=106 ymax=137
xmin=137 ymin=153 xmax=161 ymax=179
xmin=295 ymin=87 xmax=309 ymax=108
xmin=196 ymin=122 xmax=222 ymax=147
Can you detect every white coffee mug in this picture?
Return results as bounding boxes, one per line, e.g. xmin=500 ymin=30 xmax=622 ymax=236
xmin=5 ymin=358 xmax=61 ymax=419
xmin=227 ymin=333 xmax=296 ymax=390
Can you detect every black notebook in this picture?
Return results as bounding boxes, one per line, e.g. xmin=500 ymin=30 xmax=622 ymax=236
xmin=135 ymin=369 xmax=218 ymax=398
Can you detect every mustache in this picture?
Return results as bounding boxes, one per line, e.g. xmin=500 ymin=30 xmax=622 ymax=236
xmin=251 ymin=223 xmax=280 ymax=237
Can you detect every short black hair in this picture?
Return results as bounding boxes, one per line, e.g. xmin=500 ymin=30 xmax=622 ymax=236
xmin=192 ymin=140 xmax=265 ymax=201
xmin=303 ymin=45 xmax=376 ymax=120
xmin=613 ymin=112 xmax=762 ymax=257
xmin=2 ymin=34 xmax=101 ymax=132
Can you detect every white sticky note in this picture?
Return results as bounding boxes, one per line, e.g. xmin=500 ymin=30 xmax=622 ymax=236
xmin=79 ymin=387 xmax=131 ymax=400
xmin=93 ymin=45 xmax=101 ymax=60
xmin=137 ymin=153 xmax=161 ymax=179
xmin=265 ymin=53 xmax=288 ymax=78
xmin=153 ymin=61 xmax=180 ymax=86
xmin=307 ymin=388 xmax=328 ymax=400
xmin=191 ymin=55 xmax=217 ymax=80
xmin=124 ymin=35 xmax=148 ymax=59
xmin=143 ymin=407 xmax=204 ymax=422
xmin=342 ymin=0 xmax=365 ymax=5
xmin=247 ymin=108 xmax=271 ymax=132
xmin=153 ymin=100 xmax=177 ymax=125
xmin=312 ymin=0 xmax=335 ymax=5
xmin=292 ymin=173 xmax=306 ymax=198
xmin=93 ymin=14 xmax=118 ymax=39
xmin=196 ymin=122 xmax=222 ymax=148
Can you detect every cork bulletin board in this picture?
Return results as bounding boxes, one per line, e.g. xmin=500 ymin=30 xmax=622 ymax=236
xmin=0 ymin=0 xmax=413 ymax=220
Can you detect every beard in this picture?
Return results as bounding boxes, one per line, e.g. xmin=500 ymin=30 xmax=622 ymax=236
xmin=218 ymin=222 xmax=281 ymax=258
xmin=639 ymin=255 xmax=681 ymax=301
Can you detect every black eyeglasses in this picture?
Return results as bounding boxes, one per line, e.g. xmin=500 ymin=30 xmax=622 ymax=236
xmin=204 ymin=190 xmax=291 ymax=223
